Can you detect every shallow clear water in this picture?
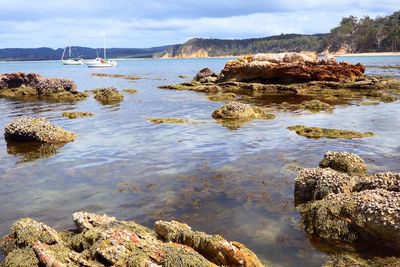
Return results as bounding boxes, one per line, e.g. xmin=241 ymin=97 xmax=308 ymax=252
xmin=0 ymin=56 xmax=399 ymax=266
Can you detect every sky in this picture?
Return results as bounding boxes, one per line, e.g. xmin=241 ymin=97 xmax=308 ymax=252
xmin=0 ymin=0 xmax=398 ymax=49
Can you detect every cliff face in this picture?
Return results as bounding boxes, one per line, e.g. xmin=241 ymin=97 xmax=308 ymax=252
xmin=158 ymin=34 xmax=327 ymax=58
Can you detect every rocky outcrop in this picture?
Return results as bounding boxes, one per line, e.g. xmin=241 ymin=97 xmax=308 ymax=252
xmin=1 ymin=212 xmax=263 ymax=267
xmin=319 ymin=151 xmax=367 ymax=175
xmin=92 ymin=87 xmax=124 ymax=105
xmin=0 ymin=72 xmax=87 ymax=101
xmin=194 ymin=68 xmax=218 ymax=83
xmin=217 ymin=53 xmax=365 ymax=83
xmin=295 ymin=152 xmax=400 ymax=249
xmin=4 ymin=116 xmax=76 ymax=144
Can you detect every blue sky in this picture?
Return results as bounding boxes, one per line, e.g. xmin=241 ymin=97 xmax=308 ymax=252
xmin=0 ymin=0 xmax=398 ymax=48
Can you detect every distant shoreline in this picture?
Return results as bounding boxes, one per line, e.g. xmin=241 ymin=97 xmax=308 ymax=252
xmin=334 ymin=52 xmax=400 ymax=57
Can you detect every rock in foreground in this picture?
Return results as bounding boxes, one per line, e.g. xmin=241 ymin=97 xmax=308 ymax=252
xmin=1 ymin=212 xmax=264 ymax=267
xmin=295 ymin=152 xmax=400 ymax=250
xmin=0 ymin=72 xmax=87 ymax=101
xmin=4 ymin=116 xmax=76 ymax=144
xmin=217 ymin=53 xmax=365 ymax=83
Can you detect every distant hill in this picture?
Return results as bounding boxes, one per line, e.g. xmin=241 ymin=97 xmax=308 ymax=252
xmin=322 ymin=10 xmax=400 ymax=53
xmin=156 ymin=34 xmax=327 ymax=58
xmin=0 ymin=45 xmax=174 ymax=61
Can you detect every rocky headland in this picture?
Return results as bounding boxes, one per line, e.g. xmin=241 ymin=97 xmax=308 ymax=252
xmin=1 ymin=212 xmax=263 ymax=267
xmin=0 ymin=72 xmax=87 ymax=101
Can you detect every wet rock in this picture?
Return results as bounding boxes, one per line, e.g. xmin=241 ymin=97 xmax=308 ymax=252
xmin=194 ymin=68 xmax=218 ymax=83
xmin=62 ymin=111 xmax=94 ymax=119
xmin=319 ymin=151 xmax=368 ymax=175
xmin=4 ymin=116 xmax=76 ymax=144
xmin=0 ymin=211 xmax=265 ymax=267
xmin=93 ymin=87 xmax=124 ymax=105
xmin=323 ymin=252 xmax=400 ymax=267
xmin=295 ymin=152 xmax=400 ymax=250
xmin=208 ymin=93 xmax=237 ymax=101
xmin=0 ymin=72 xmax=87 ymax=101
xmin=299 ymin=99 xmax=333 ymax=112
xmin=6 ymin=141 xmax=65 ymax=163
xmin=217 ymin=53 xmax=365 ymax=83
xmin=287 ymin=125 xmax=374 ymax=139
xmin=212 ymin=102 xmax=275 ymax=121
xmin=379 ymin=93 xmax=397 ymax=103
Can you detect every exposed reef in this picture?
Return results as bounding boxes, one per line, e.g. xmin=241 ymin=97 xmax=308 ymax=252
xmin=295 ymin=152 xmax=400 ymax=251
xmin=4 ymin=116 xmax=76 ymax=144
xmin=159 ymin=53 xmax=400 ymax=108
xmin=62 ymin=112 xmax=94 ymax=119
xmin=0 ymin=72 xmax=87 ymax=101
xmin=0 ymin=212 xmax=263 ymax=267
xmin=287 ymin=125 xmax=374 ymax=139
xmin=92 ymin=87 xmax=124 ymax=105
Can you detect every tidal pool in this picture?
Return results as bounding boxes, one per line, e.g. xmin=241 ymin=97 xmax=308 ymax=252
xmin=0 ymin=57 xmax=399 ymax=266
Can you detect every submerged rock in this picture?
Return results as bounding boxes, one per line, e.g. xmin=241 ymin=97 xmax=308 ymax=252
xmin=1 ymin=212 xmax=263 ymax=267
xmin=217 ymin=53 xmax=365 ymax=83
xmin=4 ymin=116 xmax=76 ymax=144
xmin=6 ymin=141 xmax=65 ymax=163
xmin=93 ymin=87 xmax=124 ymax=105
xmin=123 ymin=88 xmax=138 ymax=94
xmin=62 ymin=111 xmax=94 ymax=119
xmin=0 ymin=72 xmax=87 ymax=101
xmin=299 ymin=99 xmax=333 ymax=112
xmin=295 ymin=152 xmax=400 ymax=250
xmin=287 ymin=125 xmax=374 ymax=139
xmin=319 ymin=151 xmax=367 ymax=175
xmin=147 ymin=117 xmax=188 ymax=124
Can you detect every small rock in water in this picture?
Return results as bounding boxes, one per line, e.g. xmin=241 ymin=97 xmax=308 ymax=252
xmin=93 ymin=87 xmax=124 ymax=104
xmin=62 ymin=111 xmax=94 ymax=119
xmin=4 ymin=116 xmax=76 ymax=144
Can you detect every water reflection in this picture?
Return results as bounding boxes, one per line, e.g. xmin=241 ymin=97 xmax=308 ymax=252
xmin=6 ymin=140 xmax=66 ymax=163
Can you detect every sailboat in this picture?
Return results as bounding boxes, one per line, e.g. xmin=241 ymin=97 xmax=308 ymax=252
xmin=86 ymin=36 xmax=117 ymax=68
xmin=61 ymin=46 xmax=83 ymax=65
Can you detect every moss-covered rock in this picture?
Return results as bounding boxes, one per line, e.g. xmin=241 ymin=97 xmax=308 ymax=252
xmin=299 ymin=99 xmax=333 ymax=111
xmin=319 ymin=151 xmax=368 ymax=175
xmin=287 ymin=125 xmax=374 ymax=139
xmin=93 ymin=87 xmax=124 ymax=105
xmin=212 ymin=102 xmax=275 ymax=120
xmin=4 ymin=116 xmax=76 ymax=144
xmin=0 ymin=211 xmax=265 ymax=267
xmin=62 ymin=111 xmax=94 ymax=119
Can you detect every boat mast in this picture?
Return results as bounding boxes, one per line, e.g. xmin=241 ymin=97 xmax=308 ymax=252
xmin=103 ymin=34 xmax=107 ymax=60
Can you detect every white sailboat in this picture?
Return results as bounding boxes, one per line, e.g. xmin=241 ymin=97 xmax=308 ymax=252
xmin=86 ymin=36 xmax=117 ymax=68
xmin=61 ymin=45 xmax=83 ymax=65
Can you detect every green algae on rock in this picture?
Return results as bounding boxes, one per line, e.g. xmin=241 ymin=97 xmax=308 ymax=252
xmin=1 ymin=211 xmax=263 ymax=267
xmin=299 ymin=99 xmax=333 ymax=111
xmin=6 ymin=140 xmax=65 ymax=163
xmin=62 ymin=111 xmax=94 ymax=119
xmin=287 ymin=125 xmax=374 ymax=139
xmin=123 ymin=88 xmax=138 ymax=94
xmin=4 ymin=116 xmax=76 ymax=144
xmin=0 ymin=72 xmax=87 ymax=102
xmin=295 ymin=153 xmax=400 ymax=250
xmin=319 ymin=151 xmax=368 ymax=176
xmin=212 ymin=102 xmax=275 ymax=120
xmin=147 ymin=118 xmax=188 ymax=124
xmin=360 ymin=101 xmax=380 ymax=106
xmin=93 ymin=87 xmax=124 ymax=105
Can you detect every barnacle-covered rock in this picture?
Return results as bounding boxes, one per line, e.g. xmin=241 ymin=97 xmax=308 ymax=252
xmin=4 ymin=116 xmax=76 ymax=144
xmin=1 ymin=212 xmax=263 ymax=267
xmin=319 ymin=151 xmax=368 ymax=175
xmin=92 ymin=87 xmax=124 ymax=104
